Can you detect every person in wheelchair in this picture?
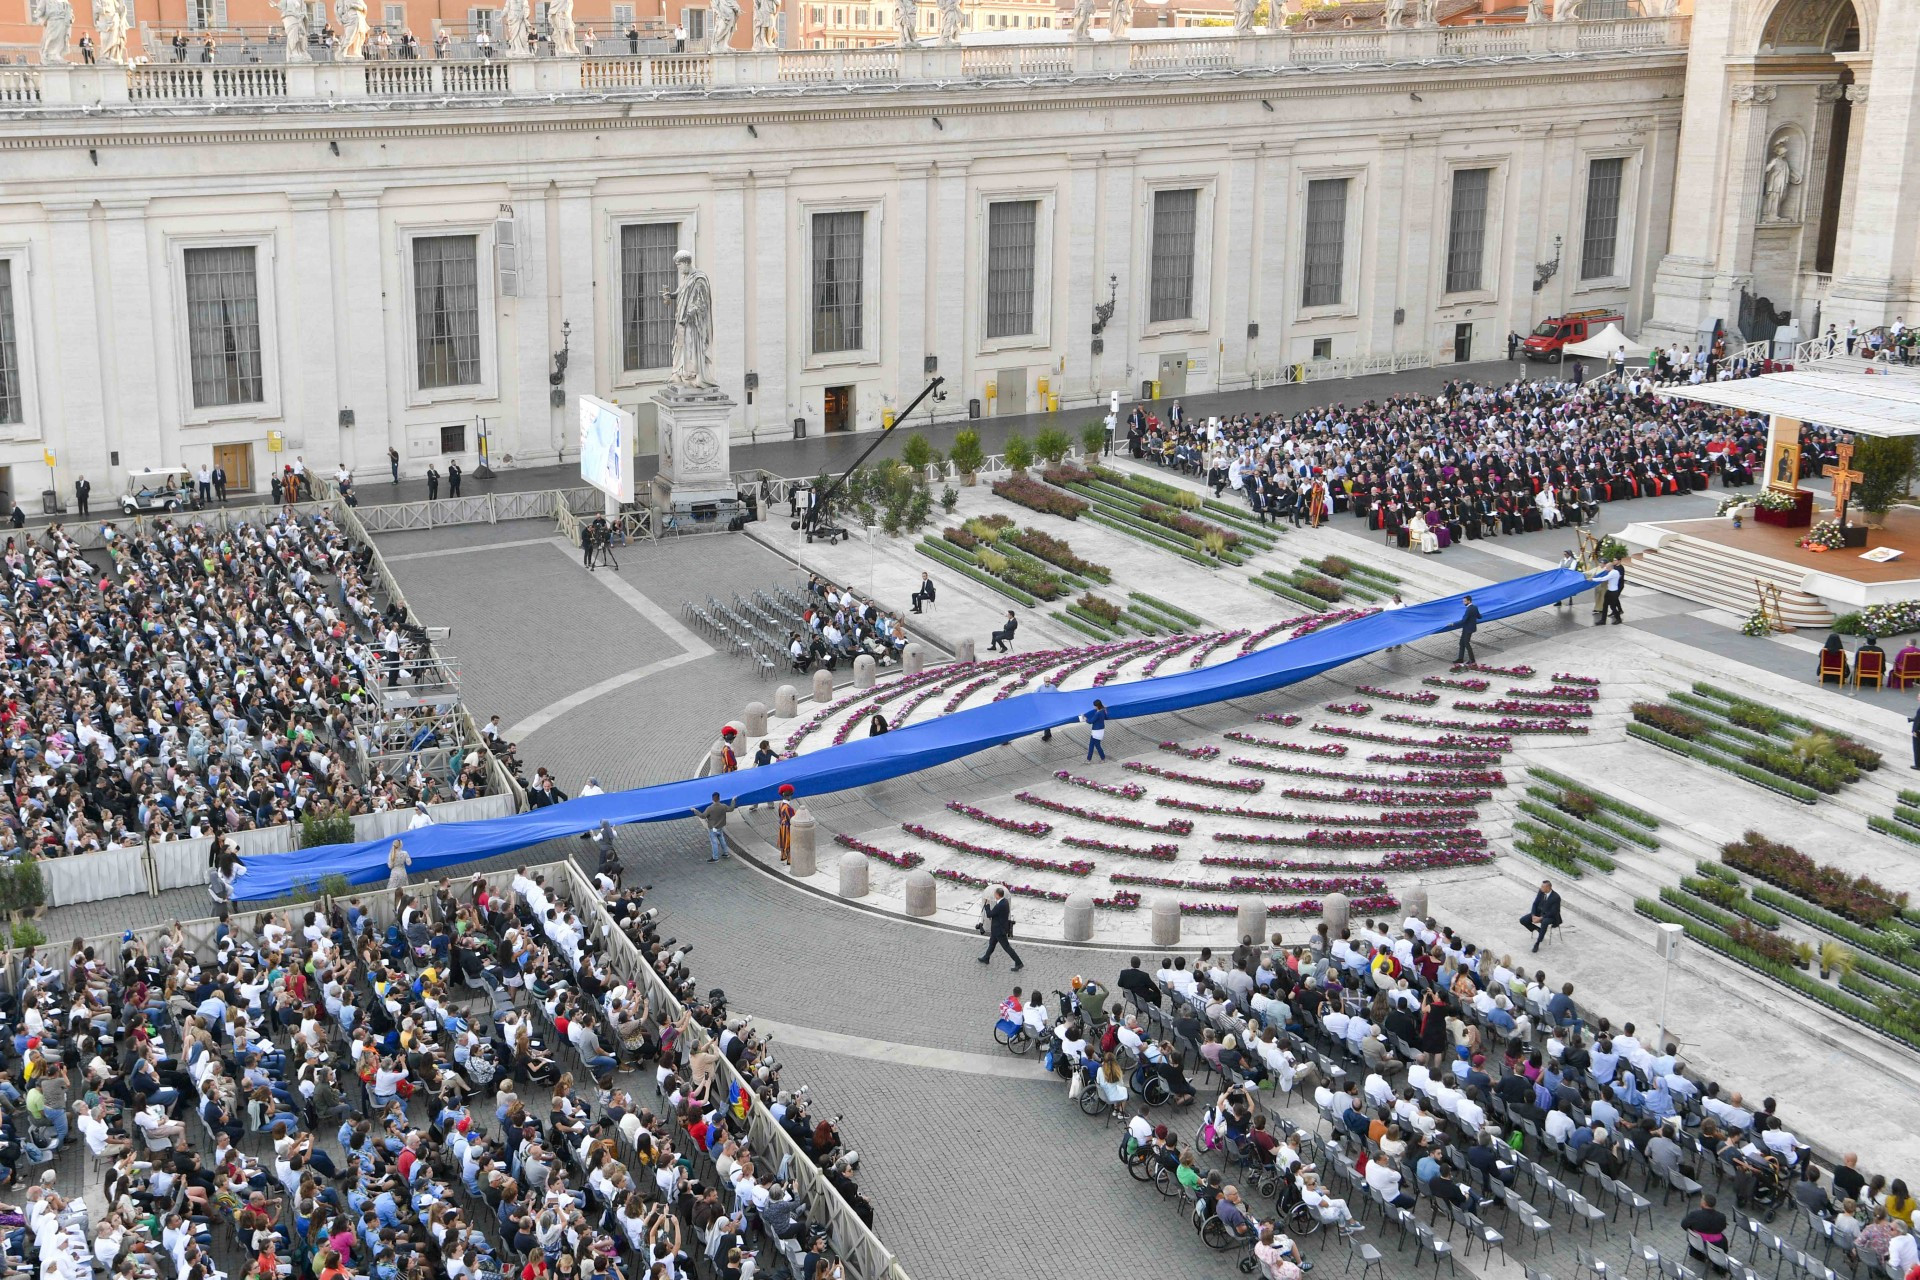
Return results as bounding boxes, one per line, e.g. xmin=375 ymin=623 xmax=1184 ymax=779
xmin=1143 ymin=1038 xmax=1197 ymax=1106
xmin=1296 ymin=1170 xmax=1363 ymax=1236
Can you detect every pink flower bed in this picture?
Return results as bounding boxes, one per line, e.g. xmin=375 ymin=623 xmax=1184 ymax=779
xmin=1314 ymin=724 xmax=1513 ymax=752
xmin=945 ymin=801 xmax=1051 ymax=837
xmin=1260 ymin=713 xmax=1304 ymax=728
xmin=1015 ymin=792 xmax=1194 ymax=834
xmin=1552 ymin=673 xmax=1601 ymax=686
xmin=1110 ymin=871 xmax=1390 ymax=894
xmin=832 ymin=834 xmax=925 ymax=869
xmin=1062 ymin=835 xmax=1179 ymax=861
xmin=931 ymin=867 xmax=1067 ymax=902
xmin=1285 ymin=607 xmax=1379 ymax=638
xmin=1323 ymin=701 xmax=1372 ymax=717
xmin=1155 ymin=797 xmax=1478 ymax=829
xmin=1280 ymin=785 xmax=1494 ymax=807
xmin=1158 ymin=741 xmax=1221 ymax=761
xmin=1054 ymin=770 xmax=1145 ymax=799
xmin=1366 ymin=750 xmax=1503 ymax=767
xmin=1179 ymin=895 xmax=1399 ymax=917
xmin=1187 ymin=630 xmax=1251 ymax=669
xmin=1454 ymin=699 xmax=1593 ymax=718
xmin=1355 ymin=685 xmax=1440 ymax=705
xmin=1238 ymin=623 xmax=1291 ymax=655
xmin=1381 ymin=713 xmax=1588 ymax=736
xmin=1423 ymin=675 xmax=1490 ymax=693
xmin=1213 ymin=828 xmax=1487 ymax=850
xmin=941 ymin=676 xmax=998 ymax=715
xmin=1452 ymin=662 xmax=1535 ymax=678
xmin=1226 ymin=732 xmax=1349 ymax=757
xmin=1090 ymin=639 xmax=1161 ymax=687
xmin=1246 ymin=761 xmax=1505 ymax=789
xmin=901 ymin=823 xmax=1095 ymax=875
xmin=1122 ymin=761 xmax=1263 ymax=793
xmin=1096 ymin=891 xmax=1143 ymax=911
xmin=1142 ymin=635 xmax=1209 ymax=679
xmin=1524 ymin=685 xmax=1600 ymax=703
xmin=1201 ymin=849 xmax=1494 ymax=873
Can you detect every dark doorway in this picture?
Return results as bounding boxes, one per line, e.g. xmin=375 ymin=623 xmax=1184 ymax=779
xmin=823 ymin=385 xmax=853 ymax=433
xmin=1454 ymin=323 xmax=1474 ymax=364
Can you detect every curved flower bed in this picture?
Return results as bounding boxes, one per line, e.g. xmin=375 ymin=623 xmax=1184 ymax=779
xmin=1090 ymin=639 xmax=1160 ymax=688
xmin=1156 ymin=797 xmax=1478 ymax=828
xmin=1453 ymin=699 xmax=1594 ymax=718
xmin=932 ymin=866 xmax=1068 ymax=902
xmin=945 ymin=801 xmax=1050 ymax=837
xmin=1356 ymin=685 xmax=1440 ymax=705
xmin=1014 ymin=792 xmax=1194 ymax=834
xmin=1097 ymin=891 xmax=1144 ymax=911
xmin=1279 ymin=785 xmax=1494 ymax=807
xmin=1423 ymin=675 xmax=1490 ymax=693
xmin=1366 ymin=750 xmax=1502 ymax=767
xmin=1239 ymin=623 xmax=1291 ymax=656
xmin=900 ymin=823 xmax=1096 ymax=875
xmin=1249 ymin=762 xmax=1505 ymax=788
xmin=1201 ymin=849 xmax=1494 ymax=873
xmin=1054 ymin=771 xmax=1145 ymax=799
xmin=1181 ymin=895 xmax=1398 ymax=917
xmin=1226 ymin=733 xmax=1349 ymax=757
xmin=1142 ymin=635 xmax=1209 ymax=679
xmin=1287 ymin=607 xmax=1379 ymax=638
xmin=1062 ymin=835 xmax=1179 ymax=861
xmin=1260 ymin=713 xmax=1303 ymax=728
xmin=1187 ymin=629 xmax=1252 ymax=669
xmin=1452 ymin=662 xmax=1535 ymax=678
xmin=1382 ymin=713 xmax=1587 ymax=736
xmin=1521 ymin=685 xmax=1600 ymax=703
xmin=1123 ymin=761 xmax=1264 ymax=792
xmin=1553 ymin=673 xmax=1601 ymax=686
xmin=833 ymin=834 xmax=926 ymax=869
xmin=1214 ymin=828 xmax=1486 ymax=850
xmin=1323 ymin=701 xmax=1372 ymax=717
xmin=1110 ymin=871 xmax=1390 ymax=894
xmin=941 ymin=675 xmax=999 ymax=715
xmin=1314 ymin=724 xmax=1513 ymax=751
xmin=1158 ymin=741 xmax=1221 ymax=761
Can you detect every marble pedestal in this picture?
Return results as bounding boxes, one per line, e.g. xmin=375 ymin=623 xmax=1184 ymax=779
xmin=651 ymin=385 xmax=738 ymax=509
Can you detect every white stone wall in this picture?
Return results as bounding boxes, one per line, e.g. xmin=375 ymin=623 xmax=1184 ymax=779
xmin=0 ymin=49 xmax=1684 ymax=488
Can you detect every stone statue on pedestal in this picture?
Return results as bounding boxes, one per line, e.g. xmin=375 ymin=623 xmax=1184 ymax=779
xmin=938 ymin=0 xmax=963 ymax=44
xmin=1070 ymin=0 xmax=1095 ymax=39
xmin=270 ymin=0 xmax=311 ymax=61
xmin=338 ymin=0 xmax=370 ymax=58
xmin=1416 ymin=0 xmax=1438 ymax=25
xmin=1762 ymin=139 xmax=1801 ymax=223
xmin=1108 ymin=0 xmax=1132 ymax=38
xmin=753 ymin=0 xmax=780 ymax=50
xmin=1524 ymin=0 xmax=1543 ymax=21
xmin=1231 ymin=0 xmax=1256 ymax=37
xmin=710 ymin=0 xmax=741 ymax=50
xmin=1383 ymin=0 xmax=1405 ymax=29
xmin=1553 ymin=0 xmax=1581 ymax=19
xmin=663 ymin=250 xmax=716 ymax=392
xmin=549 ymin=0 xmax=578 ymax=55
xmin=33 ymin=0 xmax=73 ymax=65
xmin=502 ymin=0 xmax=533 ymax=57
xmin=895 ymin=0 xmax=917 ymax=46
xmin=99 ymin=0 xmax=132 ymax=64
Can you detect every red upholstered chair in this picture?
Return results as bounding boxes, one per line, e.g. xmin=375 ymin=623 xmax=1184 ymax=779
xmin=1816 ymin=649 xmax=1847 ymax=685
xmin=1855 ymin=649 xmax=1887 ymax=691
xmin=1890 ymin=649 xmax=1920 ymax=690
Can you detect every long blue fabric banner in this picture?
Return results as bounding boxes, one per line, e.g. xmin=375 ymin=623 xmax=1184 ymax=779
xmin=236 ymin=567 xmax=1592 ymax=900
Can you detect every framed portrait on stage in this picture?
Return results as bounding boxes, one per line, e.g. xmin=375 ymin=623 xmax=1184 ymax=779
xmin=1768 ymin=440 xmax=1801 ymax=491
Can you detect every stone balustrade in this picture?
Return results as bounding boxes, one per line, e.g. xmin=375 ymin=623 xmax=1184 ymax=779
xmin=1 ymin=18 xmax=1688 ymax=111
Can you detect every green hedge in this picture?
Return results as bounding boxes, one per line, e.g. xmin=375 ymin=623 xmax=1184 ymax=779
xmin=1696 ymin=861 xmax=1741 ymax=885
xmin=1080 ymin=510 xmax=1218 ymax=568
xmin=915 ymin=541 xmax=1037 ymax=607
xmin=1690 ymin=682 xmax=1824 ymax=734
xmin=1626 ymin=722 xmax=1820 ymax=804
xmin=1518 ymin=785 xmax=1658 ymax=849
xmin=1659 ymin=885 xmax=1745 ymax=934
xmin=1054 ymin=612 xmax=1113 ymax=642
xmin=1525 ymin=767 xmax=1660 ymax=830
xmin=1252 ymin=577 xmax=1330 ymax=613
xmin=1746 ymin=882 xmax=1919 ymax=970
xmin=1128 ymin=603 xmax=1191 ymax=632
xmin=1678 ymin=876 xmax=1782 ymax=928
xmin=997 ymin=542 xmax=1091 ymax=591
xmin=1515 ymin=799 xmax=1621 ymax=853
xmin=1131 ymin=593 xmax=1205 ymax=627
xmin=1509 ymin=820 xmax=1589 ymax=877
xmin=1874 ymin=815 xmax=1920 ymax=847
xmin=1899 ymin=790 xmax=1920 ymax=809
xmin=1202 ymin=496 xmax=1283 ymax=534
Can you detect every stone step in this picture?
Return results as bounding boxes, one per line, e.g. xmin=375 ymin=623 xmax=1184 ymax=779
xmin=1628 ymin=533 xmax=1834 ymax=628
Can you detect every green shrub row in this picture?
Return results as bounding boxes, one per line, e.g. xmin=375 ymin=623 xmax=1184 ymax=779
xmin=915 ymin=540 xmax=1036 ymax=607
xmin=1518 ymin=785 xmax=1658 ymax=849
xmin=1626 ymin=721 xmax=1820 ymax=804
xmin=1079 ymin=510 xmax=1217 ymax=569
xmin=1679 ymin=876 xmax=1782 ymax=928
xmin=1511 ymin=818 xmax=1615 ymax=872
xmin=1130 ymin=593 xmax=1205 ymax=627
xmin=1252 ymin=576 xmax=1330 ymax=613
xmin=1874 ymin=815 xmax=1920 ymax=848
xmin=1053 ymin=611 xmax=1113 ymax=642
xmin=1524 ymin=767 xmax=1659 ymax=829
xmin=1747 ymin=882 xmax=1919 ymax=970
xmin=1509 ymin=820 xmax=1589 ymax=877
xmin=1515 ymin=799 xmax=1620 ymax=853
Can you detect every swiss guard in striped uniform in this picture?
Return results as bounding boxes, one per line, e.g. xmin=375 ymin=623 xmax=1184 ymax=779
xmin=777 ymin=784 xmax=797 ymax=865
xmin=720 ymin=726 xmax=739 ymax=773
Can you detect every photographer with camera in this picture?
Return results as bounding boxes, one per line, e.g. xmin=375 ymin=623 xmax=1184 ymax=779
xmin=584 ymin=513 xmax=616 ymax=571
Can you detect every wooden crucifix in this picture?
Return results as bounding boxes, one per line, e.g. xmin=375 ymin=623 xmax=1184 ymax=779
xmin=1824 ymin=441 xmax=1864 ymax=528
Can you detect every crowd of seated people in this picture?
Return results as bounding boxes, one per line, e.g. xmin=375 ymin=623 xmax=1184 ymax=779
xmin=0 ymin=861 xmax=876 ymax=1280
xmin=785 ymin=575 xmax=907 ymax=674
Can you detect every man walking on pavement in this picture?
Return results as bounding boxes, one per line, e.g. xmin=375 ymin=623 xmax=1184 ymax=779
xmin=978 ymin=886 xmax=1023 ymax=970
xmin=1595 ymin=558 xmax=1626 ymax=625
xmin=694 ymin=792 xmax=733 ymax=862
xmin=1083 ymin=699 xmax=1109 ymax=762
xmin=1455 ymin=594 xmax=1481 ymax=665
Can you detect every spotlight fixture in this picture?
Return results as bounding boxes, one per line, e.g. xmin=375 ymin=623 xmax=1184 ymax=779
xmin=1261 ymin=99 xmax=1274 ymax=112
xmin=329 ymin=139 xmax=340 ymax=155
xmin=747 ymin=123 xmax=758 ymax=137
xmin=931 ymin=116 xmax=944 ymax=130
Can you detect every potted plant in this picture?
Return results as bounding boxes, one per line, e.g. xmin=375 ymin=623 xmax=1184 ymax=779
xmin=1081 ymin=422 xmax=1108 ymax=460
xmin=950 ymin=430 xmax=984 ymax=485
xmin=901 ymin=432 xmax=935 ymax=474
xmin=940 ymin=486 xmax=959 ymax=513
xmin=1820 ymin=940 xmax=1854 ymax=982
xmin=9 ymin=920 xmax=44 ymax=951
xmin=1793 ymin=940 xmax=1814 ymax=971
xmin=1854 ymin=436 xmax=1915 ymax=529
xmin=1004 ymin=434 xmax=1034 ymax=475
xmin=1034 ymin=427 xmax=1073 ymax=466
xmin=9 ymin=859 xmax=45 ymax=921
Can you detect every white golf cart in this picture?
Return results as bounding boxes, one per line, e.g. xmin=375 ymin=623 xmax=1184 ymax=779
xmin=119 ymin=467 xmax=200 ymax=515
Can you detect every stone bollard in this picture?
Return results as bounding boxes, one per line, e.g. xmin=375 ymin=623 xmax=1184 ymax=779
xmin=903 ymin=643 xmax=925 ymax=676
xmin=742 ymin=702 xmax=769 ymax=737
xmin=837 ymin=851 xmax=870 ymax=899
xmin=788 ymin=808 xmax=816 ymax=876
xmin=1321 ymin=891 xmax=1351 ymax=939
xmin=903 ymin=869 xmax=937 ymax=917
xmin=1062 ymin=892 xmax=1096 ymax=942
xmin=812 ymin=668 xmax=834 ymax=704
xmin=1400 ymin=885 xmax=1429 ymax=922
xmin=707 ymin=741 xmax=729 ymax=777
xmin=1150 ymin=895 xmax=1182 ymax=946
xmin=774 ymin=684 xmax=799 ymax=718
xmin=957 ymin=638 xmax=977 ymax=664
xmin=853 ymin=655 xmax=877 ymax=690
xmin=1235 ymin=902 xmax=1266 ymax=947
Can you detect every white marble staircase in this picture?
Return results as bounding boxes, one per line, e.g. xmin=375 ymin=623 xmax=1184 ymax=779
xmin=1627 ymin=533 xmax=1835 ymax=628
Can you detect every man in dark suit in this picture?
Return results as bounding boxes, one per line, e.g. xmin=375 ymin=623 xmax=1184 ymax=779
xmin=211 ymin=464 xmax=227 ymax=505
xmin=1910 ymin=691 xmax=1920 ymax=769
xmin=1521 ymin=879 xmax=1563 ymax=952
xmin=73 ymin=476 xmax=89 ymax=516
xmin=989 ymin=610 xmax=1017 ymax=654
xmin=977 ymin=886 xmax=1022 ymax=970
xmin=910 ymin=573 xmax=936 ymax=615
xmin=1455 ymin=594 xmax=1481 ymax=664
xmin=1117 ymin=956 xmax=1161 ymax=1008
xmin=448 ymin=461 xmax=463 ymax=498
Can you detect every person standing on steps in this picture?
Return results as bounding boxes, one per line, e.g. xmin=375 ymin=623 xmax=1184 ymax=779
xmin=426 ymin=465 xmax=440 ymax=500
xmin=1455 ymin=594 xmax=1481 ymax=665
xmin=1083 ymin=699 xmax=1109 ymax=762
xmin=978 ymin=886 xmax=1023 ymax=971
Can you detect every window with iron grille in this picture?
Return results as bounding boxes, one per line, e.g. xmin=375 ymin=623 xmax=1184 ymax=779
xmin=1302 ymin=178 xmax=1348 ymax=308
xmin=811 ymin=211 xmax=865 ymax=355
xmin=620 ymin=223 xmax=678 ymax=371
xmin=383 ymin=3 xmax=405 ymax=28
xmin=1581 ymin=157 xmax=1625 ymax=280
xmin=1147 ymin=188 xmax=1198 ymax=325
xmin=183 ymin=246 xmax=264 ymax=409
xmin=0 ymin=261 xmax=18 ymax=426
xmin=468 ymin=7 xmax=493 ymax=34
xmin=412 ymin=234 xmax=481 ymax=390
xmin=985 ymin=200 xmax=1038 ymax=340
xmin=1444 ymin=168 xmax=1491 ymax=294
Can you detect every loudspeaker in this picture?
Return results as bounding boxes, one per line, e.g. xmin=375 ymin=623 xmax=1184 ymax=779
xmin=338 ymin=409 xmax=356 ymax=428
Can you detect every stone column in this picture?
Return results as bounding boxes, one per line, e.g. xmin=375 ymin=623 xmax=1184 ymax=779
xmin=903 ymin=643 xmax=925 ymax=675
xmin=774 ymin=685 xmax=799 ymax=717
xmin=853 ymin=655 xmax=877 ymax=689
xmin=1712 ymin=84 xmax=1780 ymax=320
xmin=742 ymin=702 xmax=769 ymax=736
xmin=710 ymin=175 xmax=749 ymax=418
xmin=1061 ymin=157 xmax=1102 ymax=401
xmin=1234 ymin=902 xmax=1266 ymax=947
xmin=707 ymin=741 xmax=729 ymax=776
xmin=894 ymin=164 xmax=932 ymax=404
xmin=812 ymin=669 xmax=834 ymax=703
xmin=44 ymin=204 xmax=110 ymax=485
xmin=554 ymin=184 xmax=599 ymax=455
xmin=287 ymin=194 xmax=345 ymax=470
xmin=751 ymin=169 xmax=791 ymax=440
xmin=1062 ymin=892 xmax=1095 ymax=942
xmin=903 ymin=869 xmax=936 ymax=917
xmin=1321 ymin=891 xmax=1350 ymax=938
xmin=837 ymin=851 xmax=869 ymax=899
xmin=788 ymin=808 xmax=816 ymax=875
xmin=1220 ymin=144 xmax=1261 ymax=390
xmin=1150 ymin=896 xmax=1181 ymax=946
xmin=98 ymin=201 xmax=160 ymax=477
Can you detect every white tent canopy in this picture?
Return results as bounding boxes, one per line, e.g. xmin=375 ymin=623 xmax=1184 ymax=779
xmin=1565 ymin=323 xmax=1651 ymax=359
xmin=1657 ymin=366 xmax=1920 ymax=437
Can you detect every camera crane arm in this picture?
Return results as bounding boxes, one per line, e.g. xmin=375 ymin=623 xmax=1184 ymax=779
xmin=797 ymin=376 xmax=946 ymax=535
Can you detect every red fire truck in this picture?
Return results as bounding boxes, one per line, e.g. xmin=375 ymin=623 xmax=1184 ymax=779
xmin=1521 ymin=308 xmax=1624 ymax=362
